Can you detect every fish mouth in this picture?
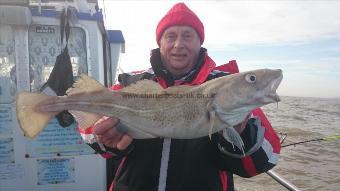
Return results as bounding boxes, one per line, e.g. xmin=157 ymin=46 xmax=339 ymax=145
xmin=268 ymin=93 xmax=281 ymax=102
xmin=265 ymin=69 xmax=283 ymax=103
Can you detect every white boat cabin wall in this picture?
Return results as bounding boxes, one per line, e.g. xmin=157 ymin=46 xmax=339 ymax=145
xmin=0 ymin=1 xmax=124 ymax=190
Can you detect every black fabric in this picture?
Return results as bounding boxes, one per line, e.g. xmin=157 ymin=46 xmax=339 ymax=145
xmin=44 ymin=47 xmax=73 ymax=95
xmin=87 ymin=142 xmax=107 ymax=155
xmin=105 ymin=142 xmax=136 ymax=191
xmin=40 ymin=46 xmax=74 ymax=127
xmin=165 ymin=137 xmax=223 ymax=191
xmin=55 ymin=110 xmax=74 ymax=127
xmin=114 ymin=137 xmax=224 ymax=191
xmin=150 ymin=48 xmax=207 ymax=86
xmin=118 ymin=72 xmax=155 ymax=87
xmin=240 ymin=118 xmax=259 ymax=150
xmin=226 ymin=171 xmax=235 ymax=191
xmin=115 ymin=138 xmax=164 ymax=191
xmin=46 ymin=8 xmax=73 ymax=127
xmin=107 ymin=158 xmax=123 ymax=191
xmin=206 ymin=70 xmax=230 ymax=81
xmin=150 ymin=48 xmax=174 ymax=86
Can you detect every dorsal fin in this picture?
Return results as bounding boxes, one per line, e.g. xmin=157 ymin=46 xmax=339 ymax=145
xmin=120 ymin=80 xmax=200 ymax=96
xmin=66 ymin=74 xmax=107 ymax=96
xmin=65 ymin=74 xmax=108 ymax=130
xmin=120 ymin=79 xmax=164 ymax=94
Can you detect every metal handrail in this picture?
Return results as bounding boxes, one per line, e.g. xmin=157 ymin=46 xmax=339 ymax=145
xmin=266 ymin=170 xmax=301 ymax=191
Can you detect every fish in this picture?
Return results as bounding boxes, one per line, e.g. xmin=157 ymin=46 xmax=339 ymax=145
xmin=16 ymin=69 xmax=283 ymax=153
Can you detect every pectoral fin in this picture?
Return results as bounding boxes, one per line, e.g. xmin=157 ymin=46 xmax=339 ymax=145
xmin=222 ymin=127 xmax=245 ymax=156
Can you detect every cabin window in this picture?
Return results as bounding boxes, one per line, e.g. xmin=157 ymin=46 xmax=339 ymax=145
xmin=28 ymin=25 xmax=88 ymax=92
xmin=0 ymin=25 xmax=16 ymax=104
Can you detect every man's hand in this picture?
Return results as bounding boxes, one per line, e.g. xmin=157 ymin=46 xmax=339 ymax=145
xmin=93 ymin=117 xmax=133 ymax=150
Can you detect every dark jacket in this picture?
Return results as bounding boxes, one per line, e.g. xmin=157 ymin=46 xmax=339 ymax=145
xmin=85 ymin=48 xmax=281 ymax=191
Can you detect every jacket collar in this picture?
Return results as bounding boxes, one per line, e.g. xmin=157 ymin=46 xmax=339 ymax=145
xmin=150 ymin=48 xmax=216 ymax=88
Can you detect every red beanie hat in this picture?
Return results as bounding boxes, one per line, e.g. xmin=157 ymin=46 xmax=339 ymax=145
xmin=156 ymin=3 xmax=204 ymax=45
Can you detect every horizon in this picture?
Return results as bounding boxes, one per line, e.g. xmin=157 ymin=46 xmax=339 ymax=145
xmin=99 ymin=0 xmax=340 ymax=99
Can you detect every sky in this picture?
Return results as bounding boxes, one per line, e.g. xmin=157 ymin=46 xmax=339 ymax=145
xmin=99 ymin=0 xmax=340 ymax=98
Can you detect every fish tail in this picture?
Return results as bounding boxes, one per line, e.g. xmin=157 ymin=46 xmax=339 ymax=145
xmin=16 ymin=92 xmax=59 ymax=138
xmin=222 ymin=127 xmax=245 ymax=155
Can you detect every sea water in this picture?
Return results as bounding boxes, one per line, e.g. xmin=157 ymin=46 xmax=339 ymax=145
xmin=234 ymin=96 xmax=340 ymax=191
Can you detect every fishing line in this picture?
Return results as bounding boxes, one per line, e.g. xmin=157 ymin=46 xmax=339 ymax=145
xmin=281 ymin=135 xmax=340 ymax=148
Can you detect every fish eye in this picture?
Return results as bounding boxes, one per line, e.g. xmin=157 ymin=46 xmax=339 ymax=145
xmin=245 ymin=73 xmax=256 ymax=83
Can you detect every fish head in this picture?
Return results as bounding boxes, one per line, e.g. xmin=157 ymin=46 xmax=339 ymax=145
xmin=213 ymin=68 xmax=283 ymax=114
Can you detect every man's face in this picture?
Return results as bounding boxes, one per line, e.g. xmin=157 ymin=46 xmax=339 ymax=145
xmin=159 ymin=26 xmax=201 ymax=77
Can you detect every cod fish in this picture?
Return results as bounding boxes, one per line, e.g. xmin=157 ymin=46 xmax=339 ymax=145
xmin=16 ymin=69 xmax=283 ymax=153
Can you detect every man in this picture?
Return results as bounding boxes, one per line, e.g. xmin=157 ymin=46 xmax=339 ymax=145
xmin=88 ymin=3 xmax=281 ymax=191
